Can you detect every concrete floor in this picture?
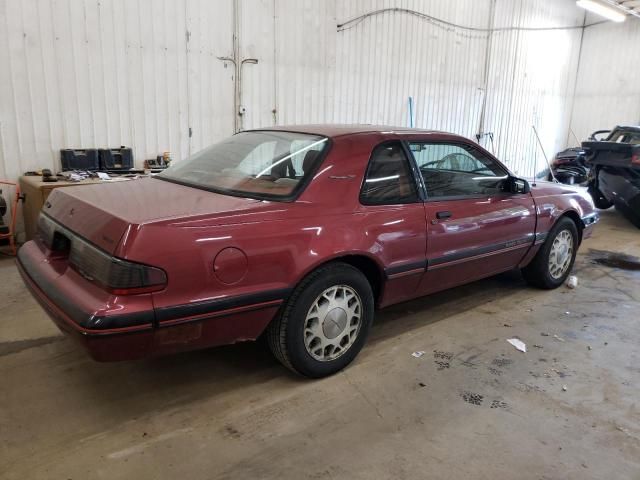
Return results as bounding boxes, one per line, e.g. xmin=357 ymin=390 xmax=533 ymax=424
xmin=1 ymin=209 xmax=639 ymax=480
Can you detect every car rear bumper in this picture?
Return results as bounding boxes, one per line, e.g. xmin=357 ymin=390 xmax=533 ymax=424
xmin=17 ymin=240 xmax=285 ymax=361
xmin=17 ymin=249 xmax=155 ymax=361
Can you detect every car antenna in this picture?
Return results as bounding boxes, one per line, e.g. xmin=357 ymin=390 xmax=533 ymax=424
xmin=532 ymin=125 xmax=557 ymax=183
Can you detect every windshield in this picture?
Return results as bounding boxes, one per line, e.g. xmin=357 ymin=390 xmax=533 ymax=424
xmin=157 ymin=131 xmax=329 ymax=199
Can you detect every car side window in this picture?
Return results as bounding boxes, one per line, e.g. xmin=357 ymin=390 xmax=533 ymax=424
xmin=409 ymin=142 xmax=508 ymax=199
xmin=360 ymin=142 xmax=418 ymax=205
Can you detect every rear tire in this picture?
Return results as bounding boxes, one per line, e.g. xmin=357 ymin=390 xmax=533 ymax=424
xmin=521 ymin=217 xmax=578 ymax=289
xmin=267 ymin=262 xmax=374 ymax=378
xmin=588 ymin=183 xmax=613 ymax=209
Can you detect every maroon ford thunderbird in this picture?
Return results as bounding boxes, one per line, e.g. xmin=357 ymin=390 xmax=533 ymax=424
xmin=18 ymin=125 xmax=598 ymax=377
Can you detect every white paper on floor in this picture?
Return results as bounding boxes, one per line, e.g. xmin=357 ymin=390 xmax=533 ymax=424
xmin=411 ymin=351 xmax=425 ymax=358
xmin=507 ymin=338 xmax=527 ymax=353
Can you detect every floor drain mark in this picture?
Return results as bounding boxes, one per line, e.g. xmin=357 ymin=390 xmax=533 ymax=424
xmin=492 ymin=358 xmax=512 ymax=368
xmin=435 ymin=361 xmax=450 ymax=370
xmin=434 ymin=350 xmax=453 ymax=359
xmin=490 ymin=400 xmax=509 ymax=410
xmin=461 ymin=391 xmax=484 ymax=406
xmin=433 ymin=351 xmax=453 ymax=370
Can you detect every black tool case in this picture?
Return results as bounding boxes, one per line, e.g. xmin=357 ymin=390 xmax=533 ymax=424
xmin=99 ymin=147 xmax=133 ymax=170
xmin=60 ymin=149 xmax=99 ymax=170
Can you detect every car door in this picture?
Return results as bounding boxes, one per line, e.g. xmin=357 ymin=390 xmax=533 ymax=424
xmin=407 ymin=140 xmax=537 ymax=295
xmin=358 ymin=141 xmax=428 ymax=306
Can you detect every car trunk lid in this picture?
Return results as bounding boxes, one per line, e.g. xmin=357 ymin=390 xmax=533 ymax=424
xmin=42 ymin=177 xmax=264 ymax=254
xmin=582 ymin=141 xmax=640 ymax=169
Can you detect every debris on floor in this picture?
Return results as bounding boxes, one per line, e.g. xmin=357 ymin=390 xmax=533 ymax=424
xmin=507 ymin=338 xmax=527 ymax=353
xmin=562 ymin=385 xmax=568 ymax=391
xmin=411 ymin=351 xmax=425 ymax=358
xmin=553 ymin=334 xmax=565 ymax=342
xmin=503 ymin=323 xmax=513 ymax=327
xmin=566 ymin=275 xmax=578 ymax=289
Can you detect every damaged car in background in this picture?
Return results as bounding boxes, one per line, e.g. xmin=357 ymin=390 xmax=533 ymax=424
xmin=548 ymin=130 xmax=613 ymax=185
xmin=584 ymin=125 xmax=640 ymax=228
xmin=548 ymin=146 xmax=590 ymax=185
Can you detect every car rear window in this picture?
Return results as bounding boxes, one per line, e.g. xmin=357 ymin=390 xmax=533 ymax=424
xmin=157 ymin=131 xmax=329 ymax=200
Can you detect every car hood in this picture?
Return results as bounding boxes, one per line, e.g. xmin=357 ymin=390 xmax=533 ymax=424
xmin=528 ymin=179 xmax=595 ymax=217
xmin=43 ymin=177 xmax=285 ymax=254
xmin=529 ymin=179 xmax=585 ymax=197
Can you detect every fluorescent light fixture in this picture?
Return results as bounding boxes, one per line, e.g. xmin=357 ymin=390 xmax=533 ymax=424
xmin=577 ymin=0 xmax=626 ymax=22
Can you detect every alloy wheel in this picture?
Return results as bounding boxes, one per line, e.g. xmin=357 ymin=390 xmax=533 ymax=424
xmin=548 ymin=229 xmax=574 ymax=279
xmin=303 ymin=285 xmax=362 ymax=362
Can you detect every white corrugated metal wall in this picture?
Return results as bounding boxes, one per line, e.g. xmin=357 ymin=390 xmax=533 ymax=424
xmin=569 ymin=18 xmax=640 ymax=142
xmin=0 ymin=0 xmax=630 ymax=185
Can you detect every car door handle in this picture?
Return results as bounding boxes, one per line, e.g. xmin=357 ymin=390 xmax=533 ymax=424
xmin=436 ymin=211 xmax=452 ymax=220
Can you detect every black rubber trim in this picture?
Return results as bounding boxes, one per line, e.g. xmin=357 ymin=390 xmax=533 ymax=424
xmin=429 ymin=234 xmax=534 ymax=267
xmin=581 ymin=212 xmax=599 ymax=226
xmin=384 ymin=235 xmax=536 ymax=277
xmin=384 ymin=259 xmax=428 ymax=278
xmin=17 ymin=248 xmax=154 ymax=331
xmin=535 ymin=231 xmax=549 ymax=243
xmin=400 ymin=140 xmax=428 ymax=201
xmin=155 ymin=288 xmax=293 ymax=324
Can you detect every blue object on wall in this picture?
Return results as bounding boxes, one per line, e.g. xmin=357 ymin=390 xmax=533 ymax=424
xmin=408 ymin=96 xmax=414 ymax=128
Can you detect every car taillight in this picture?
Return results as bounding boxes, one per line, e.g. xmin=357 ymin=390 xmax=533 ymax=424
xmin=37 ymin=212 xmax=167 ymax=294
xmin=37 ymin=213 xmax=56 ymax=246
xmin=69 ymin=238 xmax=167 ymax=294
xmin=632 ymin=152 xmax=640 ymax=167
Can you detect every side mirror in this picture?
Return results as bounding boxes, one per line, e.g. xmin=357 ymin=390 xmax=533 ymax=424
xmin=507 ymin=176 xmax=531 ymax=194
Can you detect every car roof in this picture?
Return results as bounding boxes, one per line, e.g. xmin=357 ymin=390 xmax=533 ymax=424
xmin=249 ymin=124 xmax=447 ymax=139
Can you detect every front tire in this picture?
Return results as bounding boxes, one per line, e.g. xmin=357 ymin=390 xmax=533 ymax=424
xmin=267 ymin=262 xmax=374 ymax=378
xmin=521 ymin=217 xmax=579 ymax=289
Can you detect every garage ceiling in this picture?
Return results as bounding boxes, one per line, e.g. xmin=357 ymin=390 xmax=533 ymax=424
xmin=604 ymin=0 xmax=640 ymax=18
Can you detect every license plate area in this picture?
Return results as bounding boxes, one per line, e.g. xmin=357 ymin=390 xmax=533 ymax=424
xmin=37 ymin=213 xmax=73 ymax=258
